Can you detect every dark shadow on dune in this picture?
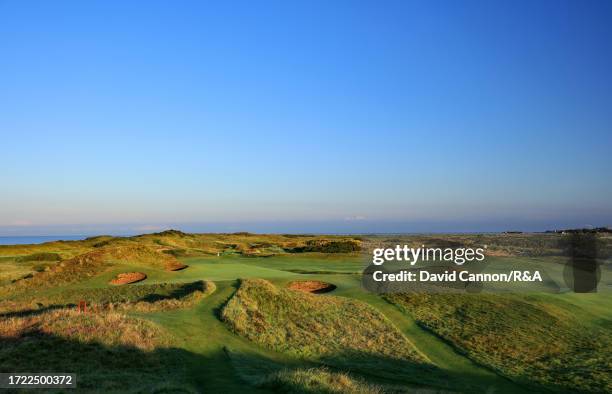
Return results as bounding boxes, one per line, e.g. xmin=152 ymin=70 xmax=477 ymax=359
xmin=1 ymin=281 xmax=210 ymax=318
xmin=138 ymin=280 xmax=206 ymax=303
xmin=0 ymin=304 xmax=70 ymax=319
xmin=212 ymin=280 xmax=240 ymax=321
xmin=169 ymin=264 xmax=189 ymax=271
xmin=224 ymin=345 xmax=540 ymax=394
xmin=0 ymin=330 xmax=198 ymax=393
xmin=319 ymin=350 xmax=521 ymax=393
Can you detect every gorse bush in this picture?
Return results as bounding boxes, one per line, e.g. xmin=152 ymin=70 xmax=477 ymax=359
xmin=286 ymin=240 xmax=361 ymax=253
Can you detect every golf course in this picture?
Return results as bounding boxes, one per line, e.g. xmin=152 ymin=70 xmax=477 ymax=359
xmin=1 ymin=231 xmax=610 ymax=393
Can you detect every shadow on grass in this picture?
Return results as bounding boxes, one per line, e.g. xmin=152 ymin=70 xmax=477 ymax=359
xmin=212 ymin=280 xmax=240 ymax=320
xmin=0 ymin=329 xmax=199 ymax=393
xmin=0 ymin=304 xmax=69 ymax=319
xmin=225 ymin=346 xmax=538 ymax=394
xmin=1 ymin=281 xmax=209 ymax=318
xmin=138 ymin=280 xmax=207 ymax=303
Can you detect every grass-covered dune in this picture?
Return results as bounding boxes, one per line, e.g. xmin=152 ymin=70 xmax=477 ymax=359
xmin=0 ymin=245 xmax=185 ymax=298
xmin=387 ymin=292 xmax=612 ymax=393
xmin=221 ymin=279 xmax=443 ymax=386
xmin=0 ymin=308 xmax=196 ymax=393
xmin=222 ymin=279 xmax=425 ymax=363
xmin=225 ymin=347 xmax=415 ymax=394
xmin=256 ymin=367 xmax=385 ymax=394
xmin=0 ymin=280 xmax=216 ymax=316
xmin=0 ymin=231 xmax=363 ymax=288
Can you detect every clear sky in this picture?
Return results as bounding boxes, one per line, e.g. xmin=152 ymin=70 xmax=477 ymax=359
xmin=1 ymin=0 xmax=611 ymax=235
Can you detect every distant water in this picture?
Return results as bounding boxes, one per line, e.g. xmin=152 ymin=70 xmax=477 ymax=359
xmin=0 ymin=235 xmax=88 ymax=246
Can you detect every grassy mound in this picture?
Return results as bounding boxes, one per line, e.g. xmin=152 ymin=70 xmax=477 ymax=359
xmin=386 ymin=293 xmax=612 ymax=393
xmin=119 ymin=280 xmax=215 ymax=312
xmin=1 ymin=245 xmax=184 ymax=297
xmin=259 ymin=368 xmax=384 ymax=393
xmin=222 ymin=279 xmax=431 ymax=380
xmin=98 ymin=245 xmax=183 ymax=271
xmin=286 ymin=239 xmax=361 ymax=253
xmin=4 ymin=280 xmax=216 ymax=313
xmin=15 ymin=252 xmax=62 ymax=262
xmin=110 ymin=272 xmax=147 ymax=285
xmin=225 ymin=348 xmax=401 ymax=394
xmin=0 ymin=309 xmax=195 ymax=392
xmin=0 ymin=232 xmax=367 ymax=263
xmin=1 ymin=248 xmax=115 ymax=296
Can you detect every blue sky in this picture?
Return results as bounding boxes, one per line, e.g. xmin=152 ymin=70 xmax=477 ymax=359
xmin=1 ymin=0 xmax=611 ymax=235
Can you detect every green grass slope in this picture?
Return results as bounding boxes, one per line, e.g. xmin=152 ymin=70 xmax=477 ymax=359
xmin=0 ymin=308 xmax=196 ymax=393
xmin=257 ymin=367 xmax=385 ymax=393
xmin=220 ymin=279 xmax=448 ymax=387
xmin=0 ymin=245 xmax=184 ymax=298
xmin=386 ymin=292 xmax=612 ymax=393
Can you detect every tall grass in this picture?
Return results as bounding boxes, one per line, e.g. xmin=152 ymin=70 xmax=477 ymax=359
xmin=387 ymin=292 xmax=612 ymax=393
xmin=0 ymin=308 xmax=196 ymax=392
xmin=221 ymin=279 xmax=434 ymax=383
xmin=260 ymin=368 xmax=384 ymax=393
xmin=4 ymin=280 xmax=216 ymax=313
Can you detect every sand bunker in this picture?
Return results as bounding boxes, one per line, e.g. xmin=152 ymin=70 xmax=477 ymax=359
xmin=110 ymin=272 xmax=147 ymax=285
xmin=287 ymin=280 xmax=336 ymax=294
xmin=166 ymin=263 xmax=189 ymax=271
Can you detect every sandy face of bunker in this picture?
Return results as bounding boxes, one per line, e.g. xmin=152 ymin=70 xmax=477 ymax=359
xmin=166 ymin=263 xmax=189 ymax=271
xmin=109 ymin=272 xmax=147 ymax=285
xmin=287 ymin=280 xmax=336 ymax=294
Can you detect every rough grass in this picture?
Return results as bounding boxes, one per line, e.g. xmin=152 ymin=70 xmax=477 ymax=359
xmin=3 ymin=280 xmax=216 ymax=313
xmin=225 ymin=347 xmax=405 ymax=394
xmin=259 ymin=368 xmax=384 ymax=393
xmin=386 ymin=292 xmax=612 ymax=393
xmin=15 ymin=252 xmax=62 ymax=262
xmin=0 ymin=308 xmax=196 ymax=392
xmin=0 ymin=259 xmax=33 ymax=286
xmin=221 ymin=279 xmax=432 ymax=380
xmin=0 ymin=232 xmax=365 ymax=261
xmin=0 ymin=245 xmax=184 ymax=298
xmin=117 ymin=280 xmax=215 ymax=313
xmin=0 ymin=308 xmax=168 ymax=350
xmin=0 ymin=249 xmax=114 ymax=297
xmin=286 ymin=239 xmax=362 ymax=253
xmin=2 ymin=232 xmax=606 ymax=262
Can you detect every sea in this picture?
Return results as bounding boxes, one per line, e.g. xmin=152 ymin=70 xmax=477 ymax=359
xmin=0 ymin=236 xmax=88 ymax=246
